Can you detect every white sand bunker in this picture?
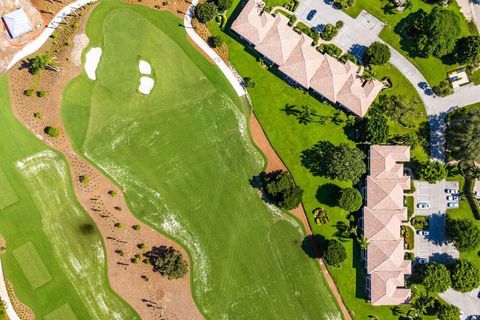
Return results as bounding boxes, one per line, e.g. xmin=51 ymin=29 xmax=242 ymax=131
xmin=84 ymin=47 xmax=102 ymax=80
xmin=139 ymin=77 xmax=154 ymax=95
xmin=139 ymin=60 xmax=151 ymax=75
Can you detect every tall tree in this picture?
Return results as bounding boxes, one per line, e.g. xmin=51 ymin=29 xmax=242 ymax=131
xmin=262 ymin=171 xmax=303 ymax=210
xmin=301 ymin=141 xmax=366 ymax=184
xmin=417 ymin=160 xmax=447 ymax=183
xmin=450 ymin=259 xmax=480 ymax=292
xmin=363 ymin=41 xmax=391 ymax=65
xmin=365 ymin=113 xmax=389 ymax=144
xmin=413 ymin=7 xmax=461 ymax=58
xmin=446 ymin=217 xmax=480 ymax=252
xmin=419 ymin=263 xmax=451 ymax=292
xmin=323 ymin=239 xmax=347 ymax=266
xmin=454 ymin=36 xmax=480 ymax=64
xmin=338 ymin=187 xmax=363 ymax=212
xmin=437 ymin=303 xmax=460 ymax=320
xmin=446 ymin=107 xmax=480 ymax=162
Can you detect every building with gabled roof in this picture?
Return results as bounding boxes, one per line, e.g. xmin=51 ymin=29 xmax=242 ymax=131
xmin=2 ymin=8 xmax=33 ymax=39
xmin=231 ymin=0 xmax=383 ymax=116
xmin=362 ymin=145 xmax=411 ymax=306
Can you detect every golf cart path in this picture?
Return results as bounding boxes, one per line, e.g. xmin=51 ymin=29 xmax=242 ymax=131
xmin=0 ymin=260 xmax=20 ymax=320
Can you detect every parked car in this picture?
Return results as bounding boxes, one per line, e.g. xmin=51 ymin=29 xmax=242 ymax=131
xmin=307 ymin=9 xmax=317 ymax=21
xmin=417 ymin=258 xmax=428 ymax=264
xmin=417 ymin=203 xmax=430 ymax=209
xmin=447 ymin=195 xmax=459 ymax=201
xmin=447 ymin=202 xmax=459 ymax=208
xmin=445 ymin=188 xmax=458 ymax=194
xmin=417 ymin=230 xmax=429 ymax=236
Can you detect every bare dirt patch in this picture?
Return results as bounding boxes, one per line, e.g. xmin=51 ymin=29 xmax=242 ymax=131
xmin=7 ymin=4 xmax=201 ymax=320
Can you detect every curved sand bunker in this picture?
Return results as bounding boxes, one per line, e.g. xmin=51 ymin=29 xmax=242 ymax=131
xmin=84 ymin=47 xmax=102 ymax=80
xmin=139 ymin=60 xmax=152 ymax=75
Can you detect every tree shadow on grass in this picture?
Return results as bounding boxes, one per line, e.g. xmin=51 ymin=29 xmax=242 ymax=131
xmin=316 ymin=183 xmax=341 ymax=207
xmin=301 ymin=234 xmax=327 ymax=259
xmin=393 ymin=9 xmax=428 ymax=59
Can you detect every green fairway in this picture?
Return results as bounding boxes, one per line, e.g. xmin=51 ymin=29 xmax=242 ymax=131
xmin=0 ymin=166 xmax=18 ymax=209
xmin=0 ymin=76 xmax=138 ymax=319
xmin=13 ymin=242 xmax=52 ymax=289
xmin=61 ymin=0 xmax=342 ymax=318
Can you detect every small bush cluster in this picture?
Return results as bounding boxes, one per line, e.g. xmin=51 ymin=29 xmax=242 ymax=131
xmin=144 ymin=246 xmax=188 ymax=279
xmin=261 ymin=170 xmax=303 ymax=210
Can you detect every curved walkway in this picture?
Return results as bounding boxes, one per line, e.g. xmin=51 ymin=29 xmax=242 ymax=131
xmin=0 ymin=260 xmax=20 ymax=320
xmin=7 ymin=0 xmax=98 ymax=70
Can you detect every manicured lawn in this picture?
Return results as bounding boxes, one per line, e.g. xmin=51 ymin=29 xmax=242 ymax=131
xmin=207 ymin=1 xmax=428 ymax=317
xmin=344 ymin=0 xmax=477 ymax=85
xmin=61 ymin=0 xmax=342 ymax=318
xmin=0 ymin=76 xmax=138 ymax=319
xmin=447 ymin=175 xmax=480 ymax=269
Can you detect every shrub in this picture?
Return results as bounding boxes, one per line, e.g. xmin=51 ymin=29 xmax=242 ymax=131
xmin=411 ymin=215 xmax=429 ymax=230
xmin=318 ymin=44 xmax=342 ymax=58
xmin=132 ymin=224 xmax=142 ymax=231
xmin=335 ymin=20 xmax=344 ymax=29
xmin=420 ymin=263 xmax=451 ymax=293
xmin=417 ymin=160 xmax=447 ymax=183
xmin=24 ymin=89 xmax=34 ymax=96
xmin=108 ymin=190 xmax=117 ymax=197
xmin=333 ymin=0 xmax=355 ymax=8
xmin=33 ymin=112 xmax=42 ymax=119
xmin=36 ymin=90 xmax=46 ymax=97
xmin=437 ymin=303 xmax=460 ymax=320
xmin=28 ymin=53 xmax=57 ymax=74
xmin=338 ymin=188 xmax=363 ymax=212
xmin=363 ymin=41 xmax=391 ymax=65
xmin=194 ymin=2 xmax=218 ymax=23
xmin=78 ymin=175 xmax=90 ymax=185
xmin=323 ymin=239 xmax=347 ymax=266
xmin=262 ymin=170 xmax=303 ymax=210
xmin=450 ymin=259 xmax=480 ymax=292
xmin=131 ymin=254 xmax=141 ymax=264
xmin=243 ymin=77 xmax=256 ymax=88
xmin=144 ymin=246 xmax=188 ymax=279
xmin=432 ymin=80 xmax=453 ymax=97
xmin=454 ymin=36 xmax=480 ymax=64
xmin=446 ymin=217 xmax=480 ymax=251
xmin=320 ymin=24 xmax=338 ymax=41
xmin=215 ymin=0 xmax=232 ymax=11
xmin=339 ymin=53 xmax=358 ymax=64
xmin=44 ymin=126 xmax=59 ymax=137
xmin=209 ymin=35 xmax=224 ymax=48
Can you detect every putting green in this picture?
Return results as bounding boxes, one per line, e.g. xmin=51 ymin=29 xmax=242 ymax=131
xmin=0 ymin=166 xmax=18 ymax=209
xmin=0 ymin=75 xmax=139 ymax=319
xmin=13 ymin=242 xmax=52 ymax=290
xmin=62 ymin=1 xmax=342 ymax=319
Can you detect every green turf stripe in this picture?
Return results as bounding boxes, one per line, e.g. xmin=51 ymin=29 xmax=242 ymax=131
xmin=13 ymin=242 xmax=52 ymax=290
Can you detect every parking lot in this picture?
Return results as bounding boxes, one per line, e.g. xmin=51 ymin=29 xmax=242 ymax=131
xmin=413 ymin=180 xmax=460 ymax=264
xmin=439 ymin=288 xmax=480 ymax=320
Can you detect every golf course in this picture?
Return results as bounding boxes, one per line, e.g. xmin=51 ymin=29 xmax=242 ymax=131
xmin=61 ymin=0 xmax=342 ymax=318
xmin=0 ymin=76 xmax=139 ymax=319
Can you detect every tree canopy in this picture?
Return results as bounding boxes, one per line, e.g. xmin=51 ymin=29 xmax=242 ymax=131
xmin=446 ymin=106 xmax=480 ymax=162
xmin=413 ymin=7 xmax=461 ymax=58
xmin=450 ymin=259 xmax=480 ymax=292
xmin=301 ymin=141 xmax=366 ymax=184
xmin=216 ymin=0 xmax=233 ymax=11
xmin=375 ymin=94 xmax=418 ymax=127
xmin=437 ymin=303 xmax=460 ymax=320
xmin=446 ymin=217 xmax=480 ymax=252
xmin=365 ymin=113 xmax=389 ymax=144
xmin=454 ymin=36 xmax=480 ymax=64
xmin=419 ymin=263 xmax=451 ymax=293
xmin=338 ymin=188 xmax=363 ymax=212
xmin=363 ymin=41 xmax=391 ymax=65
xmin=323 ymin=239 xmax=347 ymax=266
xmin=195 ymin=2 xmax=218 ymax=23
xmin=144 ymin=246 xmax=188 ymax=279
xmin=209 ymin=35 xmax=224 ymax=48
xmin=28 ymin=54 xmax=58 ymax=75
xmin=262 ymin=170 xmax=304 ymax=210
xmin=417 ymin=160 xmax=447 ymax=183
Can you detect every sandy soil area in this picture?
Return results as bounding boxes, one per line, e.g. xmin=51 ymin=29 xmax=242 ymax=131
xmin=249 ymin=112 xmax=353 ymax=320
xmin=7 ymin=4 xmax=202 ymax=320
xmin=5 ymin=281 xmax=34 ymax=320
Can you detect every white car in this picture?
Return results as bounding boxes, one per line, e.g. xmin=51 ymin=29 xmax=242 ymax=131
xmin=447 ymin=195 xmax=459 ymax=201
xmin=447 ymin=202 xmax=459 ymax=208
xmin=417 ymin=230 xmax=429 ymax=236
xmin=445 ymin=188 xmax=458 ymax=194
xmin=417 ymin=258 xmax=428 ymax=264
xmin=417 ymin=203 xmax=430 ymax=209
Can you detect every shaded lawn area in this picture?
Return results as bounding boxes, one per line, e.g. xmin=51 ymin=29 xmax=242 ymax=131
xmin=212 ymin=5 xmax=428 ymax=318
xmin=447 ymin=175 xmax=480 ymax=269
xmin=344 ymin=0 xmax=477 ymax=85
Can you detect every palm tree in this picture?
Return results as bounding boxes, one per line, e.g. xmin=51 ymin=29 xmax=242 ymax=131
xmin=357 ymin=235 xmax=369 ymax=249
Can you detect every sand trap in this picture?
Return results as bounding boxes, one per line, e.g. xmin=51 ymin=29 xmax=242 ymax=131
xmin=84 ymin=47 xmax=102 ymax=80
xmin=139 ymin=60 xmax=151 ymax=75
xmin=139 ymin=77 xmax=154 ymax=95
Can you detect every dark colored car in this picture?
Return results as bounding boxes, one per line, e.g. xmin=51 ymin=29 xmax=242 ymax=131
xmin=307 ymin=9 xmax=317 ymax=21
